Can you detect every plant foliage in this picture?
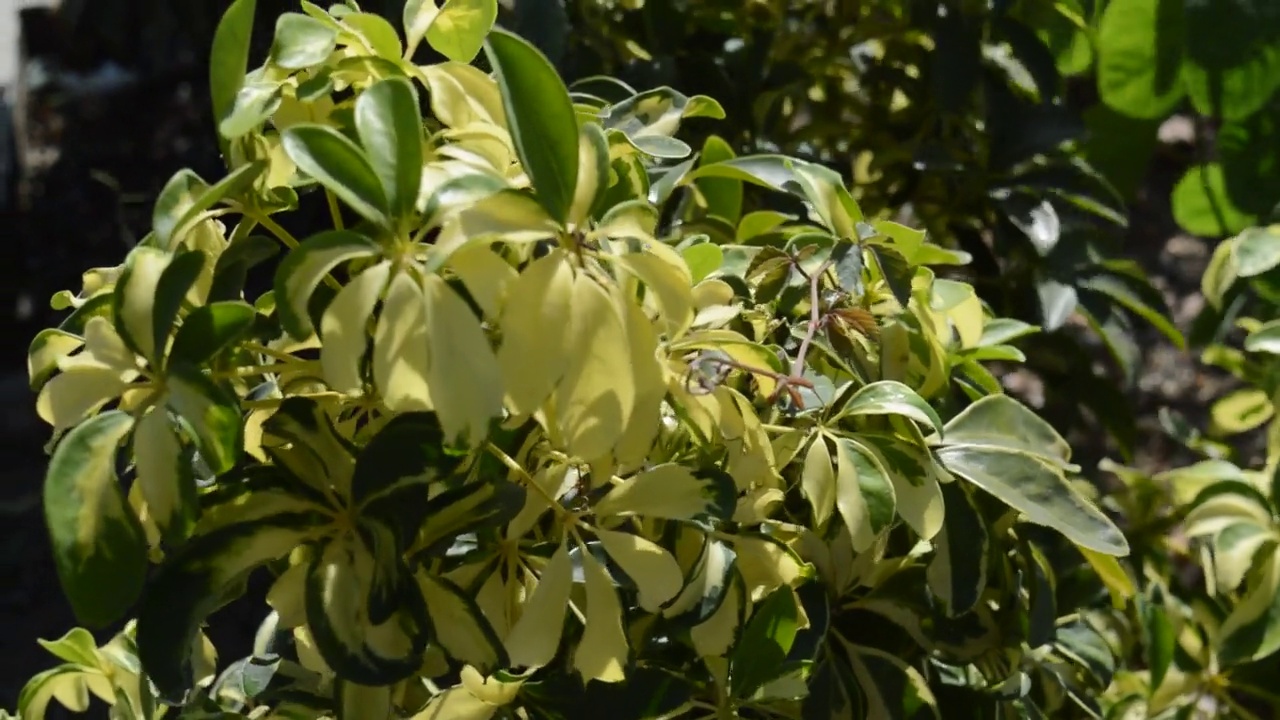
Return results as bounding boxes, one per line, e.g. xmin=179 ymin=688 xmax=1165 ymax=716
xmin=14 ymin=1 xmax=1143 ymax=719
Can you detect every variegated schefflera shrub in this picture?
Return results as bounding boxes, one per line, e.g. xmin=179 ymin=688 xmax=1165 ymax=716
xmin=1086 ymin=224 xmax=1280 ymax=719
xmin=16 ymin=1 xmax=1133 ymax=719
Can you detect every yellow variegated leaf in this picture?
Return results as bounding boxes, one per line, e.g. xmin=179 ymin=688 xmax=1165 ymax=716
xmin=733 ymin=488 xmax=784 ymax=524
xmin=459 ymin=664 xmax=522 ymax=705
xmin=442 ymin=123 xmax=516 ymax=174
xmin=568 ymin=123 xmax=609 ymax=228
xmin=833 ymin=437 xmax=877 ymax=551
xmin=594 ymin=527 xmax=683 ymax=612
xmin=132 ymin=405 xmax=193 ymax=541
xmin=505 ymin=541 xmax=573 ymax=669
xmin=613 ymin=296 xmax=666 ymax=469
xmin=498 ymin=250 xmax=573 ymax=416
xmin=690 ymin=569 xmax=745 ymax=658
xmin=423 ymin=274 xmax=503 ymax=444
xmin=267 ymin=557 xmax=309 ymax=629
xmin=448 ymin=244 xmax=516 ymax=319
xmin=373 ymin=271 xmax=433 ymax=412
xmin=321 ymin=261 xmax=392 ymax=395
xmin=593 ymin=464 xmax=735 ymax=522
xmin=801 ymin=436 xmax=836 ymax=528
xmin=416 ymin=62 xmax=507 ymax=131
xmin=610 ymin=243 xmax=694 ymax=337
xmin=411 ymin=688 xmax=498 ymax=720
xmin=337 ymin=681 xmax=393 ymax=720
xmin=574 ymin=546 xmax=629 ymax=683
xmin=293 ymin=625 xmax=334 ymax=676
xmin=36 ymin=365 xmax=131 ymax=432
xmin=28 ymin=329 xmax=84 ymax=390
xmin=114 ymin=247 xmax=171 ymax=361
xmin=734 ymin=534 xmax=810 ymax=600
xmin=417 ymin=572 xmax=506 ymax=671
xmin=555 ymin=275 xmax=635 ymax=460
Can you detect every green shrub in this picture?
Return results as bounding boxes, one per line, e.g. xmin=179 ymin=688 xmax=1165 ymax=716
xmin=541 ymin=0 xmax=1184 ymax=461
xmin=15 ymin=1 xmax=1133 ymax=718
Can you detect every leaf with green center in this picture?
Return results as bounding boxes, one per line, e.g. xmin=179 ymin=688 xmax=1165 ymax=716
xmin=837 ymin=381 xmax=943 ymax=435
xmin=274 ymin=230 xmax=381 ymax=340
xmin=728 ymin=586 xmax=799 ymax=700
xmin=857 ymin=433 xmax=945 ymax=541
xmin=594 ymin=465 xmax=736 ymax=522
xmin=210 ymin=0 xmax=257 ymax=145
xmin=136 ymin=513 xmax=326 ymax=698
xmin=355 ymin=77 xmax=423 ymax=225
xmin=927 ymin=482 xmax=987 ymax=616
xmin=168 ymin=301 xmax=257 ymax=367
xmin=164 ymin=363 xmax=243 ymax=476
xmin=43 ymin=410 xmax=145 ymax=629
xmin=695 ymin=135 xmax=742 ymax=223
xmin=150 ymin=250 xmax=207 ymax=367
xmin=1211 ymin=388 xmax=1274 ymax=435
xmin=306 ymin=532 xmax=430 ymax=686
xmin=935 ymin=444 xmax=1128 ymax=555
xmin=483 ymin=29 xmax=578 ymax=225
xmin=282 ymin=125 xmax=391 ymax=228
xmin=261 ymin=397 xmax=357 ymax=498
xmin=407 ymin=480 xmax=524 ymax=559
xmin=269 ymin=13 xmax=338 ymax=70
xmin=834 ymin=436 xmax=897 ymax=551
xmin=426 ymin=0 xmax=497 ymax=63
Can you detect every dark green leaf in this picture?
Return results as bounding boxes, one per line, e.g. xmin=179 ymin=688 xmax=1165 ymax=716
xmin=282 ymin=125 xmax=390 ymax=228
xmin=165 ymin=363 xmax=244 ymax=475
xmin=169 ymin=301 xmax=258 ymax=367
xmin=484 ymin=29 xmax=578 ymax=225
xmin=152 ymin=251 xmax=207 ymax=368
xmin=354 ymin=77 xmax=423 ymax=225
xmin=927 ymin=482 xmax=988 ymax=616
xmin=153 ymin=163 xmax=265 ymax=248
xmin=1096 ymin=0 xmax=1186 ymax=119
xmin=44 ymin=411 xmax=146 ymax=628
xmin=729 ymin=586 xmax=800 ymax=699
xmin=210 ymin=0 xmax=258 ymax=144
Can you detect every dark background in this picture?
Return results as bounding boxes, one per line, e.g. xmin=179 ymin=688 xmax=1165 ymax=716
xmin=0 ymin=0 xmax=1229 ymax=711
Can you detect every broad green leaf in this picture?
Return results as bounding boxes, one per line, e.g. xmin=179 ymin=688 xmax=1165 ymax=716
xmin=133 ymin=406 xmax=196 ymax=544
xmin=1096 ymin=0 xmax=1186 ymax=119
xmin=1233 ymin=224 xmax=1280 ymax=278
xmin=801 ymin=436 xmax=836 ymax=528
xmin=417 ymin=573 xmax=506 ymax=671
xmin=306 ymin=533 xmax=430 ymax=686
xmin=682 ymin=243 xmax=724 ymax=285
xmin=935 ymin=445 xmax=1129 ymax=555
xmin=834 ymin=436 xmax=897 ymax=551
xmin=498 ymin=250 xmax=572 ymax=415
xmin=695 ymin=135 xmax=743 ymax=223
xmin=423 ymin=274 xmax=503 ymax=445
xmin=169 ymin=301 xmax=257 ymax=367
xmin=373 ymin=271 xmax=432 ymax=412
xmin=136 ymin=512 xmax=322 ymax=697
xmin=595 ymin=527 xmax=683 ymax=613
xmin=505 ymin=541 xmax=573 ymax=669
xmin=113 ymin=247 xmax=172 ymax=362
xmin=355 ymin=78 xmax=423 ymax=224
xmin=44 ymin=411 xmax=145 ymax=628
xmin=425 ymin=0 xmax=497 ymax=64
xmin=838 ymin=381 xmax=943 ymax=435
xmin=728 ymin=586 xmax=799 ymax=699
xmin=574 ymin=547 xmax=629 ymax=683
xmin=270 ymin=13 xmax=338 ymax=70
xmin=320 ymin=261 xmax=391 ymax=395
xmin=484 ymin=29 xmax=578 ymax=225
xmin=594 ymin=465 xmax=736 ymax=522
xmin=274 ymin=230 xmax=381 ymax=340
xmin=1172 ymin=164 xmax=1256 ymax=237
xmin=210 ymin=0 xmax=258 ymax=143
xmin=927 ymin=482 xmax=987 ymax=616
xmin=165 ymin=363 xmax=243 ymax=475
xmin=283 ymin=125 xmax=391 ymax=227
xmin=554 ymin=277 xmax=635 ymax=459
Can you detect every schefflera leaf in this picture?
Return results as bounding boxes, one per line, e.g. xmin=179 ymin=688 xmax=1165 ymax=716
xmin=44 ymin=410 xmax=148 ymax=629
xmin=934 ymin=394 xmax=1129 ymax=556
xmin=593 ymin=464 xmax=737 ymax=523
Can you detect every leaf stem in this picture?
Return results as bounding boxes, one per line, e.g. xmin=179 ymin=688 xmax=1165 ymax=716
xmin=485 ymin=442 xmax=570 ymax=520
xmin=251 ymin=212 xmax=343 ymax=291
